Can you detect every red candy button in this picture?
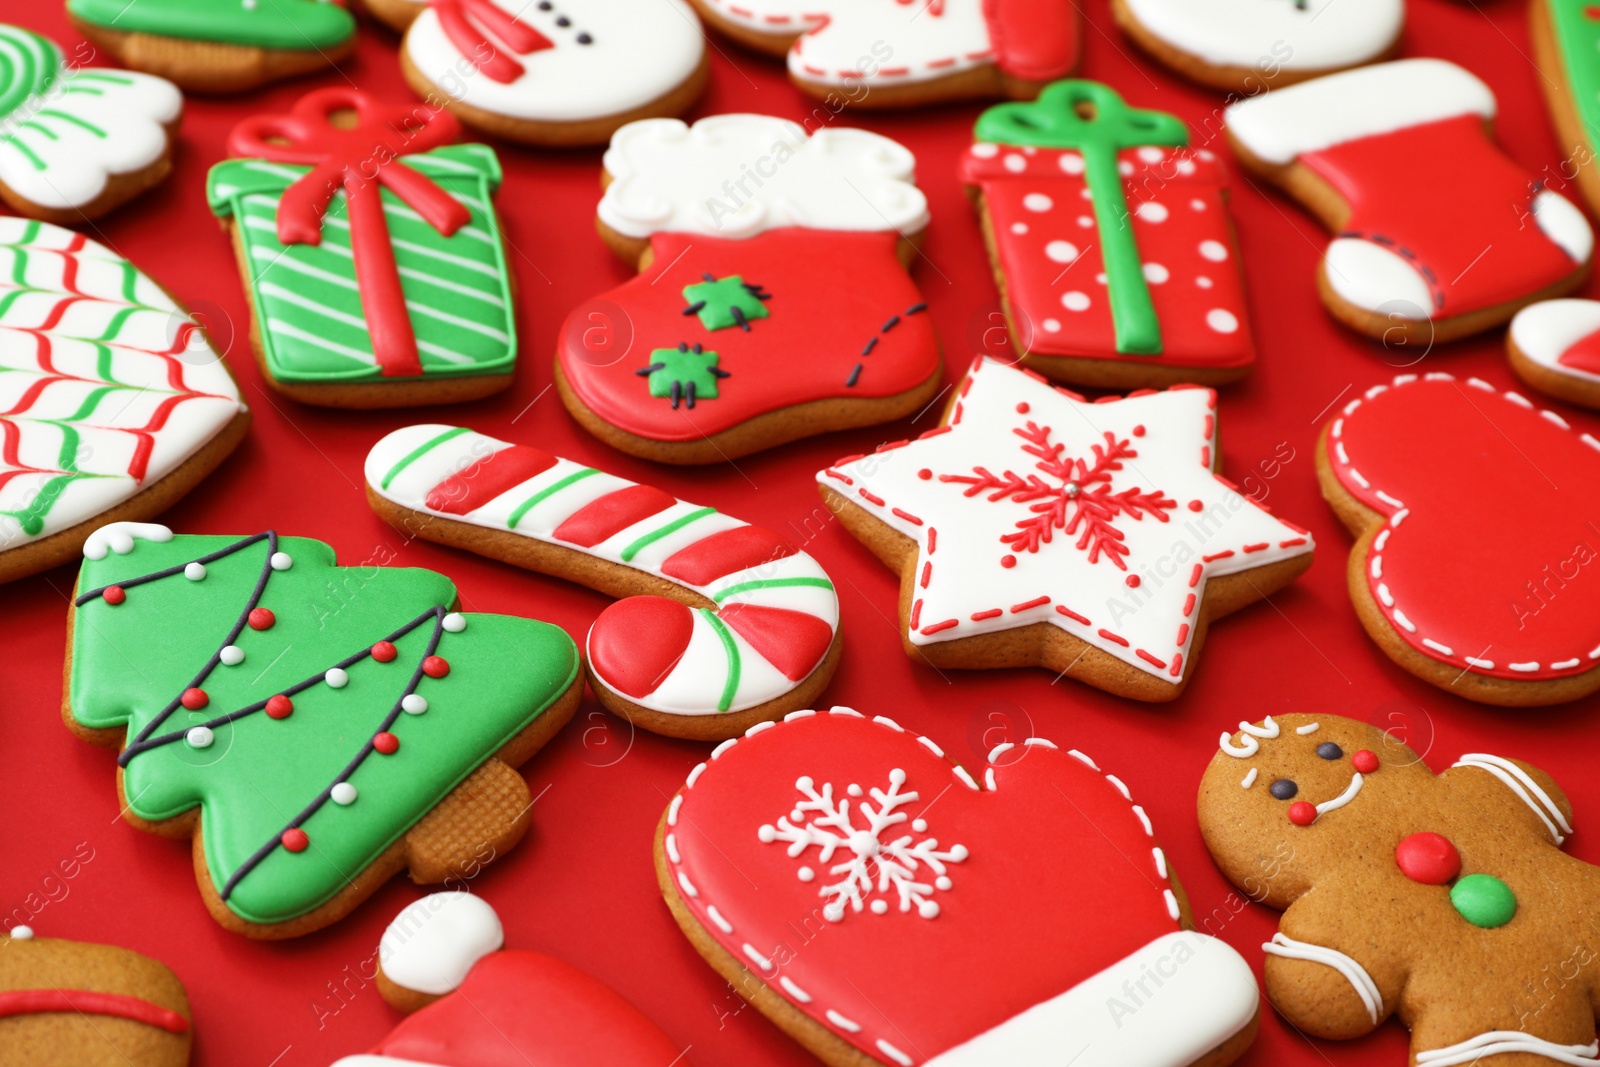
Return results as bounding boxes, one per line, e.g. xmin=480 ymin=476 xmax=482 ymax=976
xmin=281 ymin=829 xmax=309 ymax=853
xmin=1353 ymin=749 xmax=1379 ymax=774
xmin=248 ymin=607 xmax=275 ymax=631
xmin=1288 ymin=801 xmax=1318 ymax=826
xmin=373 ymin=731 xmax=400 ymax=755
xmin=371 ymin=640 xmax=397 ymax=663
xmin=422 ymin=655 xmax=450 ymax=679
xmin=265 ymin=694 xmax=293 ymax=720
xmin=102 ymin=585 xmax=126 ymax=605
xmin=180 ymin=687 xmax=209 ymax=710
xmin=1396 ymin=832 xmax=1461 ymax=885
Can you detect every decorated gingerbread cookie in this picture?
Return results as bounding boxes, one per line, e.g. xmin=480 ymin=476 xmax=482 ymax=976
xmin=1508 ymin=299 xmax=1600 ymax=409
xmin=1203 ymin=713 xmax=1600 ymax=1066
xmin=1226 ymin=59 xmax=1593 ymax=344
xmin=689 ymin=0 xmax=1078 ymax=108
xmin=0 ymin=24 xmax=182 ymax=222
xmin=1110 ymin=0 xmax=1402 ymax=94
xmin=67 ymin=0 xmax=355 ymax=93
xmin=1318 ymin=373 xmax=1600 ymax=706
xmin=960 ymin=81 xmax=1255 ymax=389
xmin=660 ymin=707 xmax=1261 ymax=1067
xmin=1532 ymin=0 xmax=1600 ymax=216
xmin=332 ymin=892 xmax=685 ymax=1065
xmin=376 ymin=0 xmax=708 ymax=146
xmin=366 ymin=424 xmax=841 ymax=741
xmin=556 ymin=114 xmax=942 ymax=464
xmin=0 ymin=925 xmax=191 ymax=1065
xmin=64 ymin=523 xmax=582 ymax=938
xmin=0 ymin=218 xmax=249 ymax=586
xmin=208 ymin=90 xmax=517 ymax=409
xmin=815 ymin=357 xmax=1315 ymax=701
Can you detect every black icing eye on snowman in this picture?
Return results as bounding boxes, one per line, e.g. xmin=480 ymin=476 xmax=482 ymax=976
xmin=1220 ymin=718 xmax=1379 ymax=826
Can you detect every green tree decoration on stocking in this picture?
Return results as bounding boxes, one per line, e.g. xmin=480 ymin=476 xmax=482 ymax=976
xmin=66 ymin=524 xmax=580 ymax=936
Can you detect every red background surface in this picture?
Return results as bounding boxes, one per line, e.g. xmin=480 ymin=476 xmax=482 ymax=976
xmin=3 ymin=2 xmax=1597 ymax=1064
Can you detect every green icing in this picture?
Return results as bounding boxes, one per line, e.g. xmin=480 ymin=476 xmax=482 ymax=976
xmin=642 ymin=343 xmax=725 ymax=407
xmin=0 ymin=23 xmax=61 ymax=121
xmin=206 ymin=146 xmax=517 ymax=384
xmin=682 ymin=273 xmax=770 ymax=331
xmin=1547 ymin=0 xmax=1600 ymax=151
xmin=70 ymin=532 xmax=578 ymax=925
xmin=974 ymin=81 xmax=1189 ymax=356
xmin=66 ymin=0 xmax=355 ymax=50
xmin=1450 ymin=873 xmax=1517 ymax=928
xmin=701 ymin=609 xmax=741 ymax=712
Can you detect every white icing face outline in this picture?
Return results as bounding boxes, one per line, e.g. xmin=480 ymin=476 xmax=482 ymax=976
xmin=1220 ymin=717 xmax=1377 ymax=826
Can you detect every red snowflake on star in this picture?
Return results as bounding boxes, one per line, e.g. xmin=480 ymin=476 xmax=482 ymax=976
xmin=939 ymin=419 xmax=1177 ymax=570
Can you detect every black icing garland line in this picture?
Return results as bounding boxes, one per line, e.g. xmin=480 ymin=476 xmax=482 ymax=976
xmin=848 ymin=302 xmax=928 ymax=388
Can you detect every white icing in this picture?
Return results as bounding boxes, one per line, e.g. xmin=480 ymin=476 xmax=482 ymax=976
xmin=1123 ymin=0 xmax=1399 ymax=73
xmin=1322 ymin=238 xmax=1434 ymax=317
xmin=9 ymin=926 xmax=33 ymax=940
xmin=379 ymin=892 xmax=504 ymax=996
xmin=928 ymin=932 xmax=1259 ymax=1066
xmin=82 ymin=522 xmax=173 ymax=560
xmin=1296 ymin=722 xmax=1320 ymax=734
xmin=404 ymin=0 xmax=705 ymax=124
xmin=1415 ymin=1031 xmax=1600 ymax=1066
xmin=1263 ymin=932 xmax=1381 ymax=1024
xmin=1509 ymin=299 xmax=1600 ymax=384
xmin=597 ymin=114 xmax=928 ymax=239
xmin=817 ymin=360 xmax=1314 ymax=683
xmin=1532 ymin=189 xmax=1595 ymax=265
xmin=1453 ymin=753 xmax=1572 ymax=845
xmin=1313 ymin=772 xmax=1363 ymax=817
xmin=1226 ymin=59 xmax=1496 ymax=166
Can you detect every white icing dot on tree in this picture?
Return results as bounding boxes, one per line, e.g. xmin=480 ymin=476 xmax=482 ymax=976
xmin=442 ymin=612 xmax=466 ymax=633
xmin=331 ymin=782 xmax=358 ymax=806
xmin=185 ymin=562 xmax=207 ymax=581
xmin=1208 ymin=309 xmax=1241 ymax=334
xmin=402 ymin=694 xmax=429 ymax=714
xmin=219 ymin=645 xmax=245 ymax=666
xmin=1199 ymin=240 xmax=1229 ymax=262
xmin=270 ymin=551 xmax=293 ymax=571
xmin=1045 ymin=240 xmax=1079 ymax=264
xmin=1144 ymin=263 xmax=1170 ymax=284
xmin=1023 ymin=193 xmax=1053 ymax=213
xmin=326 ymin=667 xmax=350 ymax=689
xmin=187 ymin=726 xmax=215 ymax=749
xmin=1062 ymin=291 xmax=1091 ymax=312
xmin=1136 ymin=201 xmax=1169 ymax=223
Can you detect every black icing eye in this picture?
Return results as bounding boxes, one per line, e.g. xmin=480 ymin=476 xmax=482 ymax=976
xmin=1316 ymin=742 xmax=1344 ymax=761
xmin=1269 ymin=779 xmax=1298 ymax=800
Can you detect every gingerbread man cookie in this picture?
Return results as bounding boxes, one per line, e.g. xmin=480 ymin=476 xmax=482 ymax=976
xmin=1202 ymin=713 xmax=1600 ymax=1067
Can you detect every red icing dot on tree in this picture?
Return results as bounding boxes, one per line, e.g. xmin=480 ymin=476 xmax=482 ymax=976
xmin=281 ymin=829 xmax=309 ymax=853
xmin=373 ymin=731 xmax=400 ymax=755
xmin=1001 ymin=555 xmax=1017 ymax=569
xmin=1125 ymin=574 xmax=1141 ymax=588
xmin=1353 ymin=749 xmax=1379 ymax=774
xmin=265 ymin=695 xmax=294 ymax=720
xmin=180 ymin=688 xmax=208 ymax=710
xmin=102 ymin=585 xmax=126 ymax=605
xmin=371 ymin=641 xmax=398 ymax=663
xmin=248 ymin=607 xmax=275 ymax=630
xmin=1288 ymin=801 xmax=1317 ymax=826
xmin=422 ymin=656 xmax=450 ymax=678
xmin=1396 ymin=831 xmax=1461 ymax=885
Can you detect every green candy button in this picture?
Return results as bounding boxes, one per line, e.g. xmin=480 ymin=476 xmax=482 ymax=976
xmin=1450 ymin=873 xmax=1517 ymax=928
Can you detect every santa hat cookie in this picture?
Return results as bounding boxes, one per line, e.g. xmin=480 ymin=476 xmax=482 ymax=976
xmin=556 ymin=114 xmax=942 ymax=463
xmin=1227 ymin=59 xmax=1593 ymax=345
xmin=1508 ymin=299 xmax=1600 ymax=410
xmin=659 ymin=708 xmax=1261 ymax=1067
xmin=336 ymin=892 xmax=685 ymax=1066
xmin=689 ymin=0 xmax=1078 ymax=108
xmin=366 ymin=424 xmax=841 ymax=741
xmin=1110 ymin=0 xmax=1402 ymax=94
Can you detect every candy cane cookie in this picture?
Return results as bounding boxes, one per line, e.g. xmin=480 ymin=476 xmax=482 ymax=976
xmin=365 ymin=425 xmax=842 ymax=741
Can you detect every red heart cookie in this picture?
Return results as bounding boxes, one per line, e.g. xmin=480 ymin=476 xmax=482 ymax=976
xmin=658 ymin=708 xmax=1260 ymax=1067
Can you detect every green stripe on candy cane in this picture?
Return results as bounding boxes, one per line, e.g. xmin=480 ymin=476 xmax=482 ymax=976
xmin=621 ymin=507 xmax=716 ymax=563
xmin=379 ymin=425 xmax=472 ymax=489
xmin=974 ymin=81 xmax=1190 ymax=356
xmin=712 ymin=576 xmax=835 ymax=603
xmin=700 ymin=609 xmax=742 ymax=712
xmin=506 ymin=469 xmax=598 ymax=530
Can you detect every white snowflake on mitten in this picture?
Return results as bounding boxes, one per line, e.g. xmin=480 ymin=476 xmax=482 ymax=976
xmin=758 ymin=768 xmax=969 ymax=921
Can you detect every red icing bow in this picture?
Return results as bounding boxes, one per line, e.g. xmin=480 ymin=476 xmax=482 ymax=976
xmin=430 ymin=0 xmax=553 ymax=85
xmin=226 ymin=89 xmax=469 ymax=377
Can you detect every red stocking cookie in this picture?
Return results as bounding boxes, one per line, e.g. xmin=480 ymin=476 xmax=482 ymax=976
xmin=961 ymin=81 xmax=1255 ymax=388
xmin=556 ymin=115 xmax=942 ymax=464
xmin=1508 ymin=299 xmax=1600 ymax=410
xmin=1227 ymin=59 xmax=1593 ymax=343
xmin=333 ymin=892 xmax=684 ymax=1066
xmin=688 ymin=0 xmax=1078 ymax=108
xmin=366 ymin=424 xmax=841 ymax=741
xmin=1317 ymin=372 xmax=1600 ymax=705
xmin=660 ymin=707 xmax=1261 ymax=1067
xmin=816 ymin=357 xmax=1315 ymax=701
xmin=1202 ymin=714 xmax=1600 ymax=1066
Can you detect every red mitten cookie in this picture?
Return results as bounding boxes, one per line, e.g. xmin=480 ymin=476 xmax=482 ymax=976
xmin=1202 ymin=714 xmax=1598 ymax=1066
xmin=1317 ymin=372 xmax=1600 ymax=705
xmin=659 ymin=708 xmax=1260 ymax=1067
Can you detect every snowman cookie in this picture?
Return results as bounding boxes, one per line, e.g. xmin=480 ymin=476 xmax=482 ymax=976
xmin=1110 ymin=0 xmax=1402 ymax=94
xmin=1508 ymin=299 xmax=1600 ymax=409
xmin=382 ymin=0 xmax=708 ymax=146
xmin=1203 ymin=714 xmax=1600 ymax=1067
xmin=690 ymin=0 xmax=1079 ymax=108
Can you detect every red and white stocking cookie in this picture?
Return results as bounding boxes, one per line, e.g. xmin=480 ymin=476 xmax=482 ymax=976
xmin=366 ymin=424 xmax=841 ymax=741
xmin=660 ymin=708 xmax=1261 ymax=1067
xmin=816 ymin=357 xmax=1315 ymax=701
xmin=556 ymin=115 xmax=942 ymax=464
xmin=689 ymin=0 xmax=1078 ymax=108
xmin=333 ymin=892 xmax=684 ymax=1066
xmin=1317 ymin=372 xmax=1600 ymax=705
xmin=1508 ymin=299 xmax=1600 ymax=410
xmin=1203 ymin=714 xmax=1600 ymax=1067
xmin=961 ymin=81 xmax=1255 ymax=388
xmin=1227 ymin=59 xmax=1593 ymax=343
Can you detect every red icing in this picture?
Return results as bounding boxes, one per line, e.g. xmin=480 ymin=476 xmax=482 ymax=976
xmin=1299 ymin=117 xmax=1579 ymax=318
xmin=959 ymin=145 xmax=1254 ymax=370
xmin=588 ymin=597 xmax=694 ymax=699
xmin=1559 ymin=326 xmax=1600 ymax=375
xmin=422 ymin=655 xmax=450 ymax=678
xmin=718 ymin=603 xmax=834 ymax=681
xmin=373 ymin=731 xmax=400 ymax=755
xmin=265 ymin=694 xmax=294 ymax=719
xmin=248 ymin=607 xmax=275 ymax=630
xmin=282 ymin=828 xmax=310 ymax=852
xmin=557 ymin=229 xmax=939 ymax=444
xmin=1395 ymin=831 xmax=1460 ymax=885
xmin=0 ymin=988 xmax=189 ymax=1034
xmin=660 ymin=525 xmax=798 ymax=587
xmin=1352 ymin=748 xmax=1379 ymax=774
xmin=430 ymin=0 xmax=553 ymax=85
xmin=370 ymin=950 xmax=682 ymax=1066
xmin=552 ymin=484 xmax=676 ymax=548
xmin=1330 ymin=376 xmax=1600 ymax=680
xmin=981 ymin=0 xmax=1080 ymax=82
xmin=226 ymin=89 xmax=467 ymax=378
xmin=102 ymin=585 xmax=125 ymax=605
xmin=1288 ymin=800 xmax=1318 ymax=826
xmin=372 ymin=640 xmax=398 ymax=663
xmin=424 ymin=444 xmax=557 ymax=515
xmin=180 ymin=687 xmax=208 ymax=710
